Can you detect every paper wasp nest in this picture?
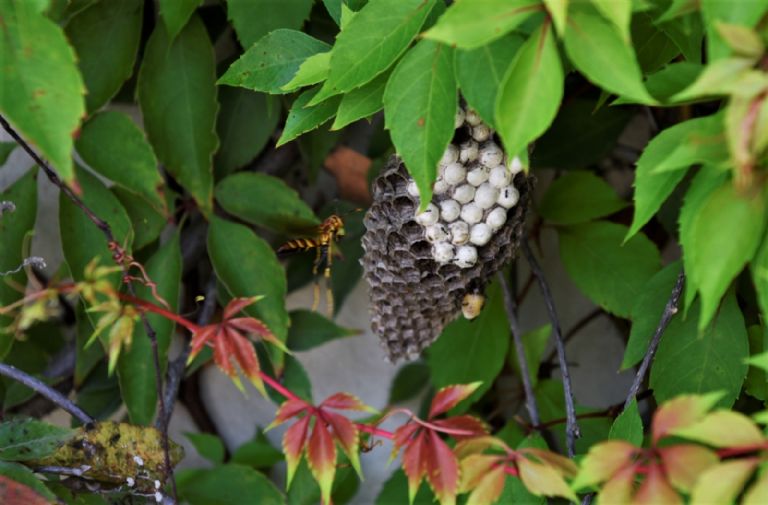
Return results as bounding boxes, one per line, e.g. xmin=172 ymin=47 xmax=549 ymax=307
xmin=362 ymin=105 xmax=531 ymax=362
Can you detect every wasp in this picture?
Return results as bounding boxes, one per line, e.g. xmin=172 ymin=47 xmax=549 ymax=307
xmin=277 ymin=215 xmax=346 ymax=316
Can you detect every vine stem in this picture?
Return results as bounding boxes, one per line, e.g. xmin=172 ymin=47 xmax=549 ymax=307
xmin=498 ymin=271 xmax=541 ymax=428
xmin=0 ymin=114 xmax=177 ymax=501
xmin=623 ymin=272 xmax=685 ymax=411
xmin=0 ymin=363 xmax=94 ymax=426
xmin=521 ymin=239 xmax=580 ymax=457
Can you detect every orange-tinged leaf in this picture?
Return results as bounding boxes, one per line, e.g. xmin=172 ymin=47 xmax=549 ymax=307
xmin=632 ymin=463 xmax=681 ymax=505
xmin=689 ymin=459 xmax=758 ymax=505
xmin=226 ymin=327 xmax=266 ymax=396
xmin=426 ymin=430 xmax=460 ymax=505
xmin=229 ymin=316 xmax=288 ymax=352
xmin=598 ymin=465 xmax=636 ymax=504
xmin=429 ymin=382 xmax=482 ymax=418
xmin=466 ymin=464 xmax=506 ymax=505
xmin=659 ymin=444 xmax=719 ymax=493
xmin=573 ymin=440 xmax=638 ymax=490
xmin=517 ymin=453 xmax=577 ymax=501
xmin=268 ymin=398 xmax=310 ymax=429
xmin=188 ymin=325 xmax=216 ymax=362
xmin=324 ymin=411 xmax=363 ymax=478
xmin=283 ymin=415 xmax=311 ymax=488
xmin=520 ymin=448 xmax=578 ymax=478
xmin=321 ymin=392 xmax=376 ymax=412
xmin=307 ymin=420 xmax=337 ymax=505
xmin=402 ymin=431 xmax=429 ymax=504
xmin=223 ymin=296 xmax=263 ymax=319
xmin=431 ymin=415 xmax=487 ymax=438
xmin=743 ymin=472 xmax=768 ymax=505
xmin=0 ymin=475 xmax=51 ymax=505
xmin=672 ymin=410 xmax=765 ymax=448
xmin=459 ymin=454 xmax=500 ymax=492
xmin=652 ymin=393 xmax=723 ymax=443
xmin=454 ymin=436 xmax=509 ymax=459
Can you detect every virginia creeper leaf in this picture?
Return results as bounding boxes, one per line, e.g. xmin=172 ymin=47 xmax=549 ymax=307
xmin=226 ymin=0 xmax=314 ymax=48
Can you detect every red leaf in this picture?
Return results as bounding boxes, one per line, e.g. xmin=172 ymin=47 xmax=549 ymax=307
xmin=659 ymin=444 xmax=719 ymax=493
xmin=307 ymin=420 xmax=337 ymax=505
xmin=392 ymin=422 xmax=420 ymax=462
xmin=426 ymin=429 xmax=460 ymax=505
xmin=651 ymin=393 xmax=722 ymax=444
xmin=633 ymin=462 xmax=682 ymax=505
xmin=429 ymin=382 xmax=482 ymax=419
xmin=324 ymin=411 xmax=362 ymax=477
xmin=187 ymin=324 xmax=216 ymax=362
xmin=283 ymin=415 xmax=311 ymax=488
xmin=0 ymin=475 xmax=51 ymax=505
xmin=226 ymin=327 xmax=265 ymax=395
xmin=228 ymin=316 xmax=286 ymax=350
xmin=402 ymin=431 xmax=429 ymax=503
xmin=269 ymin=398 xmax=311 ymax=428
xmin=321 ymin=392 xmax=375 ymax=412
xmin=223 ymin=296 xmax=261 ymax=319
xmin=431 ymin=415 xmax=487 ymax=438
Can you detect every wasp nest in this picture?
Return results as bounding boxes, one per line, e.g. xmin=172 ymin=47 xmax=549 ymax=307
xmin=362 ymin=105 xmax=531 ymax=362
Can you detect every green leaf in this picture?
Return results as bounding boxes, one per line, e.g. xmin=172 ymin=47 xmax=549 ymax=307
xmin=226 ymin=0 xmax=314 ymax=48
xmin=424 ymin=0 xmax=540 ymax=49
xmin=177 ymin=464 xmax=285 ymax=505
xmin=495 ymin=22 xmax=563 ymax=160
xmin=388 ymin=362 xmax=430 ymax=404
xmin=658 ymin=13 xmax=704 ymax=64
xmin=310 ymin=0 xmax=436 ymax=105
xmin=0 ymin=143 xmax=15 ymax=165
xmin=623 ymin=262 xmax=682 ymax=370
xmin=671 ymin=57 xmax=756 ymax=101
xmin=281 ymin=52 xmax=332 ymax=92
xmin=564 ymin=3 xmax=654 ymax=104
xmin=0 ymin=461 xmax=57 ymax=502
xmin=277 ymin=87 xmax=342 ymax=146
xmin=264 ymin=353 xmax=312 ymax=404
xmin=376 ymin=470 xmax=436 ymax=505
xmin=455 ymin=33 xmax=524 ymax=128
xmin=613 ymin=61 xmax=703 ymax=105
xmin=383 ymin=40 xmax=456 ymax=210
xmin=0 ymin=418 xmax=72 ymax=461
xmin=287 ymin=456 xmax=358 ymax=505
xmin=631 ymin=12 xmax=681 ymax=74
xmin=544 ymin=0 xmax=567 ymax=35
xmin=427 ymin=282 xmax=509 ymax=411
xmin=186 ymin=432 xmax=225 ymax=465
xmin=59 ymin=166 xmax=133 ymax=282
xmin=539 ymin=171 xmax=627 ymax=224
xmin=208 ymin=216 xmax=289 ymax=347
xmin=215 ymin=88 xmax=280 ymax=178
xmin=65 ymin=0 xmax=143 ymax=112
xmin=650 ymin=292 xmax=749 ymax=408
xmin=591 ymin=0 xmax=632 ymax=42
xmin=112 ymin=187 xmax=167 ymax=251
xmin=626 ymin=114 xmax=728 ymax=240
xmin=286 ymin=310 xmax=359 ymax=351
xmin=715 ymin=22 xmax=765 ymax=59
xmin=678 ymin=167 xmax=729 ymax=313
xmin=218 ymin=30 xmax=331 ymax=94
xmin=116 ymin=233 xmax=181 ymax=425
xmin=74 ymin=303 xmax=104 ymax=386
xmin=531 ymin=98 xmax=633 ymax=169
xmin=508 ymin=324 xmax=551 ymax=388
xmin=744 ymin=326 xmax=768 ymax=401
xmin=609 ymin=399 xmax=643 ymax=446
xmin=0 ymin=169 xmax=37 ymax=359
xmin=215 ymin=172 xmax=319 ymax=234
xmin=684 ymin=181 xmax=766 ymax=329
xmin=331 ymin=70 xmax=390 ymax=131
xmin=559 ymin=221 xmax=660 ymax=318
xmin=753 ymin=239 xmax=768 ymax=324
xmin=158 ymin=0 xmax=202 ymax=41
xmin=76 ymin=111 xmax=166 ymax=213
xmin=0 ymin=0 xmax=85 ymax=186
xmin=137 ymin=14 xmax=218 ymax=215
xmin=700 ymin=0 xmax=767 ymax=61
xmin=232 ymin=430 xmax=284 ymax=469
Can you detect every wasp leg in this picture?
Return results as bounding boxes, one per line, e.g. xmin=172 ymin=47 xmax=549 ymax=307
xmin=325 ymin=242 xmax=334 ymax=316
xmin=311 ymin=246 xmax=322 ymax=312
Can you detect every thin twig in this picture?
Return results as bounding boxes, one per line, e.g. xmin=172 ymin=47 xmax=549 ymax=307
xmin=522 ymin=238 xmax=580 ymax=457
xmin=623 ymin=272 xmax=685 ymax=411
xmin=0 ymin=114 xmax=176 ymax=501
xmin=157 ymin=276 xmax=218 ymax=430
xmin=498 ymin=272 xmax=541 ymax=428
xmin=0 ymin=363 xmax=93 ymax=425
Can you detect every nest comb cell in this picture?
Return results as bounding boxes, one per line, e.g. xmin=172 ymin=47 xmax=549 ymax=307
xmin=361 ymin=104 xmax=531 ymax=362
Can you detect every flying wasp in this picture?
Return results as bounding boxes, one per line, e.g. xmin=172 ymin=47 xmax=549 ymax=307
xmin=277 ymin=214 xmax=346 ymax=316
